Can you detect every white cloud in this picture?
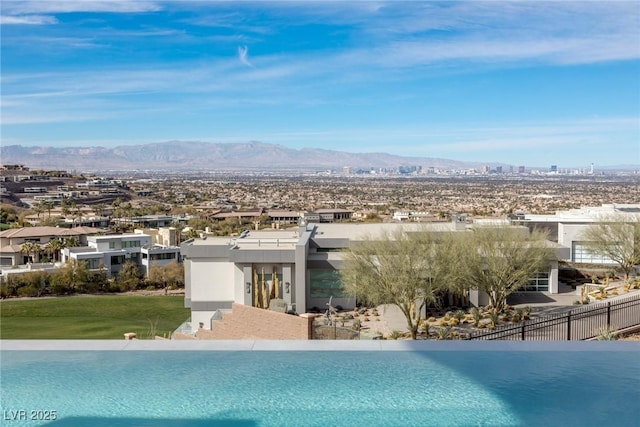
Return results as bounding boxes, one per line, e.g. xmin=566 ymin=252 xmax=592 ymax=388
xmin=1 ymin=1 xmax=162 ymax=14
xmin=237 ymin=45 xmax=253 ymax=67
xmin=0 ymin=15 xmax=57 ymax=25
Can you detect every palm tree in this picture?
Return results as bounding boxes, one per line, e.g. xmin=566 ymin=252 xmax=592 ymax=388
xmin=61 ymin=199 xmax=72 ymax=218
xmin=45 ymin=238 xmax=65 ymax=262
xmin=41 ymin=200 xmax=54 ymax=218
xmin=95 ymin=203 xmax=106 ymax=218
xmin=20 ymin=242 xmax=42 ymax=264
xmin=64 ymin=236 xmax=80 ymax=248
xmin=32 ymin=202 xmax=43 ymax=219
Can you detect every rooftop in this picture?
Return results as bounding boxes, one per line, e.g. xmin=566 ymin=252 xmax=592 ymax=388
xmin=0 ymin=226 xmax=102 ymax=239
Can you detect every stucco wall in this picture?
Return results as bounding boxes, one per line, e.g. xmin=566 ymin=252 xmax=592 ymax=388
xmin=189 ymin=258 xmax=236 ymax=302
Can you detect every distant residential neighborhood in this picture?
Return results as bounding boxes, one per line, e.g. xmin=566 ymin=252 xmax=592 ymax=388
xmin=1 ymin=164 xmax=639 ymax=341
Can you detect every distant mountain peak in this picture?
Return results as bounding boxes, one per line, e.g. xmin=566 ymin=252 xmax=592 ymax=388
xmin=1 ymin=141 xmax=476 ymax=172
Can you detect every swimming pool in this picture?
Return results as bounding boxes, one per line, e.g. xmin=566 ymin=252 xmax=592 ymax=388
xmin=1 ymin=341 xmax=638 ymax=426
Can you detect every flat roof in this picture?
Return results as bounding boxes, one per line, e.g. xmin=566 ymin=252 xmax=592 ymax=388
xmin=312 ymin=222 xmax=458 ymax=240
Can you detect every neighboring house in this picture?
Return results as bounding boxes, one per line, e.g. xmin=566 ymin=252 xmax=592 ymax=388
xmin=181 ymin=221 xmax=567 ymax=332
xmin=268 ymin=210 xmax=301 ymax=226
xmin=0 ymin=226 xmax=101 ymax=267
xmin=211 ymin=209 xmax=264 ymax=223
xmin=303 ymin=208 xmax=353 ymax=223
xmin=512 ymin=203 xmax=640 ymax=264
xmin=392 ymin=210 xmax=436 ymax=222
xmin=24 ymin=214 xmax=110 ymax=229
xmin=111 ymin=214 xmax=194 ymax=229
xmin=61 ymin=232 xmax=181 ymax=277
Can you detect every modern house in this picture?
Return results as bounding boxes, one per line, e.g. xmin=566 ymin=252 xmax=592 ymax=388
xmin=62 ymin=232 xmax=181 ymax=277
xmin=111 ymin=215 xmax=181 ymax=229
xmin=512 ymin=203 xmax=640 ymax=265
xmin=303 ymin=208 xmax=353 ymax=223
xmin=181 ymin=221 xmax=568 ymax=331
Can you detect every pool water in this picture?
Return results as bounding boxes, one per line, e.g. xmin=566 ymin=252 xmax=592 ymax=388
xmin=1 ymin=346 xmax=638 ymax=426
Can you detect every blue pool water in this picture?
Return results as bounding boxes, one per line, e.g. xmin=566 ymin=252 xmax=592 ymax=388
xmin=1 ymin=344 xmax=638 ymax=426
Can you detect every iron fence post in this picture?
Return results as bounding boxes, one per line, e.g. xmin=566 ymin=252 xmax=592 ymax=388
xmin=567 ymin=312 xmax=571 ymax=340
xmin=521 ymin=324 xmax=526 ymax=341
xmin=607 ymin=301 xmax=611 ymax=328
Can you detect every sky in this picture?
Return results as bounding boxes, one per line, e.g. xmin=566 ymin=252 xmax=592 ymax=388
xmin=1 ymin=0 xmax=639 ymax=167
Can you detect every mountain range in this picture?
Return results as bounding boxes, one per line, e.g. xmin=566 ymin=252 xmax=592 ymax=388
xmin=1 ymin=141 xmax=481 ymax=172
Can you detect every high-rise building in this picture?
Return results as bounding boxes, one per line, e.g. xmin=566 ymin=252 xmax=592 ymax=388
xmin=550 ymin=165 xmax=558 ymax=173
xmin=518 ymin=166 xmax=526 ymax=174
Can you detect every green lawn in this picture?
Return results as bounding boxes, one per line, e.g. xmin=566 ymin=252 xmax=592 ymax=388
xmin=0 ymin=295 xmax=190 ymax=339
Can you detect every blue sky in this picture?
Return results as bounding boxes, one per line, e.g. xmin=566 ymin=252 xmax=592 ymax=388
xmin=1 ymin=1 xmax=639 ymax=167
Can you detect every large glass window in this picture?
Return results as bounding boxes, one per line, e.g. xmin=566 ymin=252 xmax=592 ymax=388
xmin=310 ymin=269 xmax=345 ymax=298
xmin=150 ymin=252 xmax=176 ymax=261
xmin=111 ymin=255 xmax=125 ymax=265
xmin=85 ymin=258 xmax=101 ymax=269
xmin=522 ymin=271 xmax=549 ymax=292
xmin=572 ymin=242 xmax=617 ymax=265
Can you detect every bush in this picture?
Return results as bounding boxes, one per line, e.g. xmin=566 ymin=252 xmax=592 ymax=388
xmin=50 ymin=282 xmax=69 ymax=295
xmin=17 ymin=285 xmax=39 ymax=297
xmin=388 ymin=330 xmax=402 ymax=340
xmin=596 ymin=328 xmax=617 ymax=341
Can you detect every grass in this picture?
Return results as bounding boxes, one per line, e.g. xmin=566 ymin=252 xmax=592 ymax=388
xmin=0 ymin=295 xmax=190 ymax=339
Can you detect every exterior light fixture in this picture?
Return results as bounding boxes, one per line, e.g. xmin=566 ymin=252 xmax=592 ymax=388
xmin=246 ymin=282 xmax=251 ymax=293
xmin=285 ymin=282 xmax=290 ymax=293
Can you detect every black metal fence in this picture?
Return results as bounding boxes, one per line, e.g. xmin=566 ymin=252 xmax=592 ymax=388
xmin=465 ymin=294 xmax=640 ymax=340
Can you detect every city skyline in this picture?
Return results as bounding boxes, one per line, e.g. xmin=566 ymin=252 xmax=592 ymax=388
xmin=2 ymin=1 xmax=639 ymax=167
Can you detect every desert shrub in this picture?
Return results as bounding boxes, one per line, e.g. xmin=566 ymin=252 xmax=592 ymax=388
xmin=436 ymin=326 xmax=452 ymax=340
xmin=596 ymin=328 xmax=617 ymax=341
xmin=388 ymin=330 xmax=402 ymax=340
xmin=470 ymin=307 xmax=482 ymax=326
xmin=453 ymin=310 xmax=465 ymax=321
xmin=17 ymin=285 xmax=39 ymax=297
xmin=50 ymin=281 xmax=70 ymax=295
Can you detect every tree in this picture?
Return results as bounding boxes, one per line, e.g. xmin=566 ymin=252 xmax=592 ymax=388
xmin=581 ymin=214 xmax=640 ymax=280
xmin=64 ymin=236 xmax=80 ymax=248
xmin=41 ymin=200 xmax=54 ymax=218
xmin=45 ymin=238 xmax=65 ymax=262
xmin=187 ymin=218 xmax=214 ymax=232
xmin=454 ymin=226 xmax=553 ymax=314
xmin=117 ymin=261 xmax=143 ymax=291
xmin=39 ymin=216 xmax=61 ymax=227
xmin=95 ymin=203 xmax=106 ymax=217
xmin=340 ymin=229 xmax=456 ymax=339
xmin=49 ymin=259 xmax=89 ymax=294
xmin=1 ymin=204 xmax=18 ymax=225
xmin=32 ymin=202 xmax=44 ymax=219
xmin=148 ymin=261 xmax=184 ymax=293
xmin=61 ymin=198 xmax=74 ymax=218
xmin=20 ymin=242 xmax=42 ymax=263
